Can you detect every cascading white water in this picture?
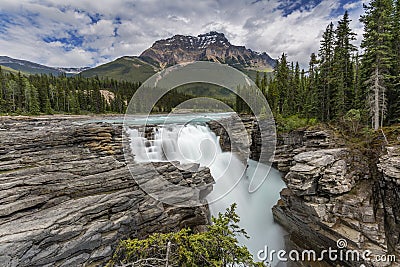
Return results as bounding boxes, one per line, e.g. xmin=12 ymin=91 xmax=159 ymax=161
xmin=128 ymin=123 xmax=286 ymax=266
xmin=128 ymin=124 xmax=222 ymax=167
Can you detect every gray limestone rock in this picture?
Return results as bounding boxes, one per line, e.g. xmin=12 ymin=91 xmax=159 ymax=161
xmin=0 ymin=116 xmax=212 ymax=266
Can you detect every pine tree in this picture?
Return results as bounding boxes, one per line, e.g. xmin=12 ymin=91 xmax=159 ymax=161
xmin=266 ymin=77 xmax=279 ymax=114
xmin=332 ymin=11 xmax=357 ymax=118
xmin=360 ymin=0 xmax=394 ymax=129
xmin=28 ymin=83 xmax=40 ymax=115
xmin=275 ymin=53 xmax=290 ymax=115
xmin=353 ymin=53 xmax=365 ymax=111
xmin=6 ymin=79 xmax=18 ymax=113
xmin=255 ymin=71 xmax=261 ymax=88
xmin=307 ymin=53 xmax=319 ymax=118
xmin=318 ymin=22 xmax=335 ymax=121
xmin=0 ymin=66 xmax=5 ymax=113
xmin=261 ymin=72 xmax=268 ymax=96
xmin=293 ymin=62 xmax=301 ymax=113
xmin=387 ymin=0 xmax=400 ymax=123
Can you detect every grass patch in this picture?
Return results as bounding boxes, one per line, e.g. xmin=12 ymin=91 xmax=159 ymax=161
xmin=275 ymin=114 xmax=318 ymax=133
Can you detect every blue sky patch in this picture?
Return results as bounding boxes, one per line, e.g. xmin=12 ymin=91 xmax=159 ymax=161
xmin=276 ymin=0 xmax=323 ymax=16
xmin=43 ymin=30 xmax=85 ymax=51
xmin=88 ymin=13 xmax=102 ymax=24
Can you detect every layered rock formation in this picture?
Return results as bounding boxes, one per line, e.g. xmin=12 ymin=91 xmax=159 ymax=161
xmin=207 ymin=114 xmax=275 ymax=164
xmin=207 ymin=115 xmax=253 ymax=161
xmin=378 ymin=146 xmax=400 ymax=260
xmin=0 ymin=116 xmax=211 ymax=266
xmin=202 ymin=115 xmax=399 ymax=266
xmin=271 ymin=129 xmax=399 ymax=266
xmin=2 ymin=114 xmax=398 ymax=267
xmin=140 ymin=31 xmax=276 ymax=70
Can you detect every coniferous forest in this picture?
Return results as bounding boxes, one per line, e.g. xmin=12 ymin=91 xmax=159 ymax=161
xmin=253 ymin=0 xmax=400 ymax=130
xmin=0 ymin=71 xmax=138 ymax=115
xmin=0 ymin=71 xmax=195 ymax=115
xmin=1 ymin=0 xmax=400 ymax=132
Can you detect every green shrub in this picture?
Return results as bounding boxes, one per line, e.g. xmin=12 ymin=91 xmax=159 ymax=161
xmin=276 ymin=114 xmax=318 ymax=133
xmin=108 ymin=204 xmax=264 ymax=267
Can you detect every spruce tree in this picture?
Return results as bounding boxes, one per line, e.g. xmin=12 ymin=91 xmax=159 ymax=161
xmin=28 ymin=83 xmax=40 ymax=115
xmin=292 ymin=62 xmax=301 ymax=114
xmin=266 ymin=77 xmax=279 ymax=115
xmin=352 ymin=53 xmax=365 ymax=112
xmin=387 ymin=0 xmax=400 ymax=123
xmin=306 ymin=53 xmax=319 ymax=118
xmin=275 ymin=53 xmax=290 ymax=115
xmin=360 ymin=0 xmax=394 ymax=129
xmin=332 ymin=11 xmax=357 ymax=118
xmin=0 ymin=67 xmax=4 ymax=113
xmin=318 ymin=22 xmax=335 ymax=121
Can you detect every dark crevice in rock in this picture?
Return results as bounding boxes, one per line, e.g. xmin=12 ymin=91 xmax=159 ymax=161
xmin=269 ymin=127 xmax=399 ymax=266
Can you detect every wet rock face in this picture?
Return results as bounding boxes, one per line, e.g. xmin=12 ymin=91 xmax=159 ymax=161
xmin=271 ymin=129 xmax=396 ymax=266
xmin=378 ymin=146 xmax=400 ymax=258
xmin=206 ymin=115 xmax=253 ymax=162
xmin=0 ymin=117 xmax=211 ymax=267
xmin=207 ymin=115 xmax=275 ymax=164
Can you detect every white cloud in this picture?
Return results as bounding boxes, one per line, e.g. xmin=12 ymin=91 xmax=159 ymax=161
xmin=344 ymin=2 xmax=360 ymax=10
xmin=0 ymin=0 xmax=365 ymax=68
xmin=167 ymin=15 xmax=191 ymax=24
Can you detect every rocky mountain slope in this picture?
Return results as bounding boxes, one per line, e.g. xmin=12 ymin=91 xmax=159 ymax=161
xmin=140 ymin=31 xmax=275 ymax=71
xmin=81 ymin=31 xmax=276 ymax=82
xmin=0 ymin=56 xmax=89 ymax=76
xmin=2 ymin=32 xmax=275 ymax=82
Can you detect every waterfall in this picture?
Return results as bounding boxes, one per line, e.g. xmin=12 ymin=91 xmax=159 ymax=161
xmin=128 ymin=124 xmax=222 ymax=167
xmin=128 ymin=122 xmax=286 ymax=266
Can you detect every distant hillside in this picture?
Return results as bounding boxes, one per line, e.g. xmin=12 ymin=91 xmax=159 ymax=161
xmin=81 ymin=31 xmax=276 ymax=82
xmin=0 ymin=56 xmax=89 ymax=76
xmin=2 ymin=32 xmax=276 ymax=83
xmin=0 ymin=56 xmax=63 ymax=76
xmin=80 ymin=56 xmax=157 ymax=82
xmin=0 ymin=64 xmax=27 ymax=75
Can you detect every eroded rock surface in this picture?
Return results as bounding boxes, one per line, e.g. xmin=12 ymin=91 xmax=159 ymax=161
xmin=0 ymin=116 xmax=211 ymax=267
xmin=272 ymin=129 xmax=396 ymax=267
xmin=378 ymin=146 xmax=400 ymax=261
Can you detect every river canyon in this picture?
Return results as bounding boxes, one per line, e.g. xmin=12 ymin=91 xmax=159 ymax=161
xmin=0 ymin=114 xmax=399 ymax=266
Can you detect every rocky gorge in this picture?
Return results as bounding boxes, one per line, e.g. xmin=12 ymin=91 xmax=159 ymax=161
xmin=0 ymin=116 xmax=211 ymax=266
xmin=271 ymin=128 xmax=400 ymax=266
xmin=1 ymin=114 xmax=399 ymax=267
xmin=208 ymin=116 xmax=400 ymax=266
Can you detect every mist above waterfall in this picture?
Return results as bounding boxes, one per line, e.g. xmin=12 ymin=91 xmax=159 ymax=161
xmin=128 ymin=121 xmax=286 ymax=266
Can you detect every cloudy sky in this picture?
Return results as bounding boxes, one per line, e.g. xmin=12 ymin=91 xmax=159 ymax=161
xmin=0 ymin=0 xmax=366 ymax=68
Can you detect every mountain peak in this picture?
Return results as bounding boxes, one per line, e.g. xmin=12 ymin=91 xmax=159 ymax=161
xmin=140 ymin=32 xmax=276 ymax=70
xmin=149 ymin=31 xmax=231 ymax=52
xmin=81 ymin=32 xmax=276 ymax=82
